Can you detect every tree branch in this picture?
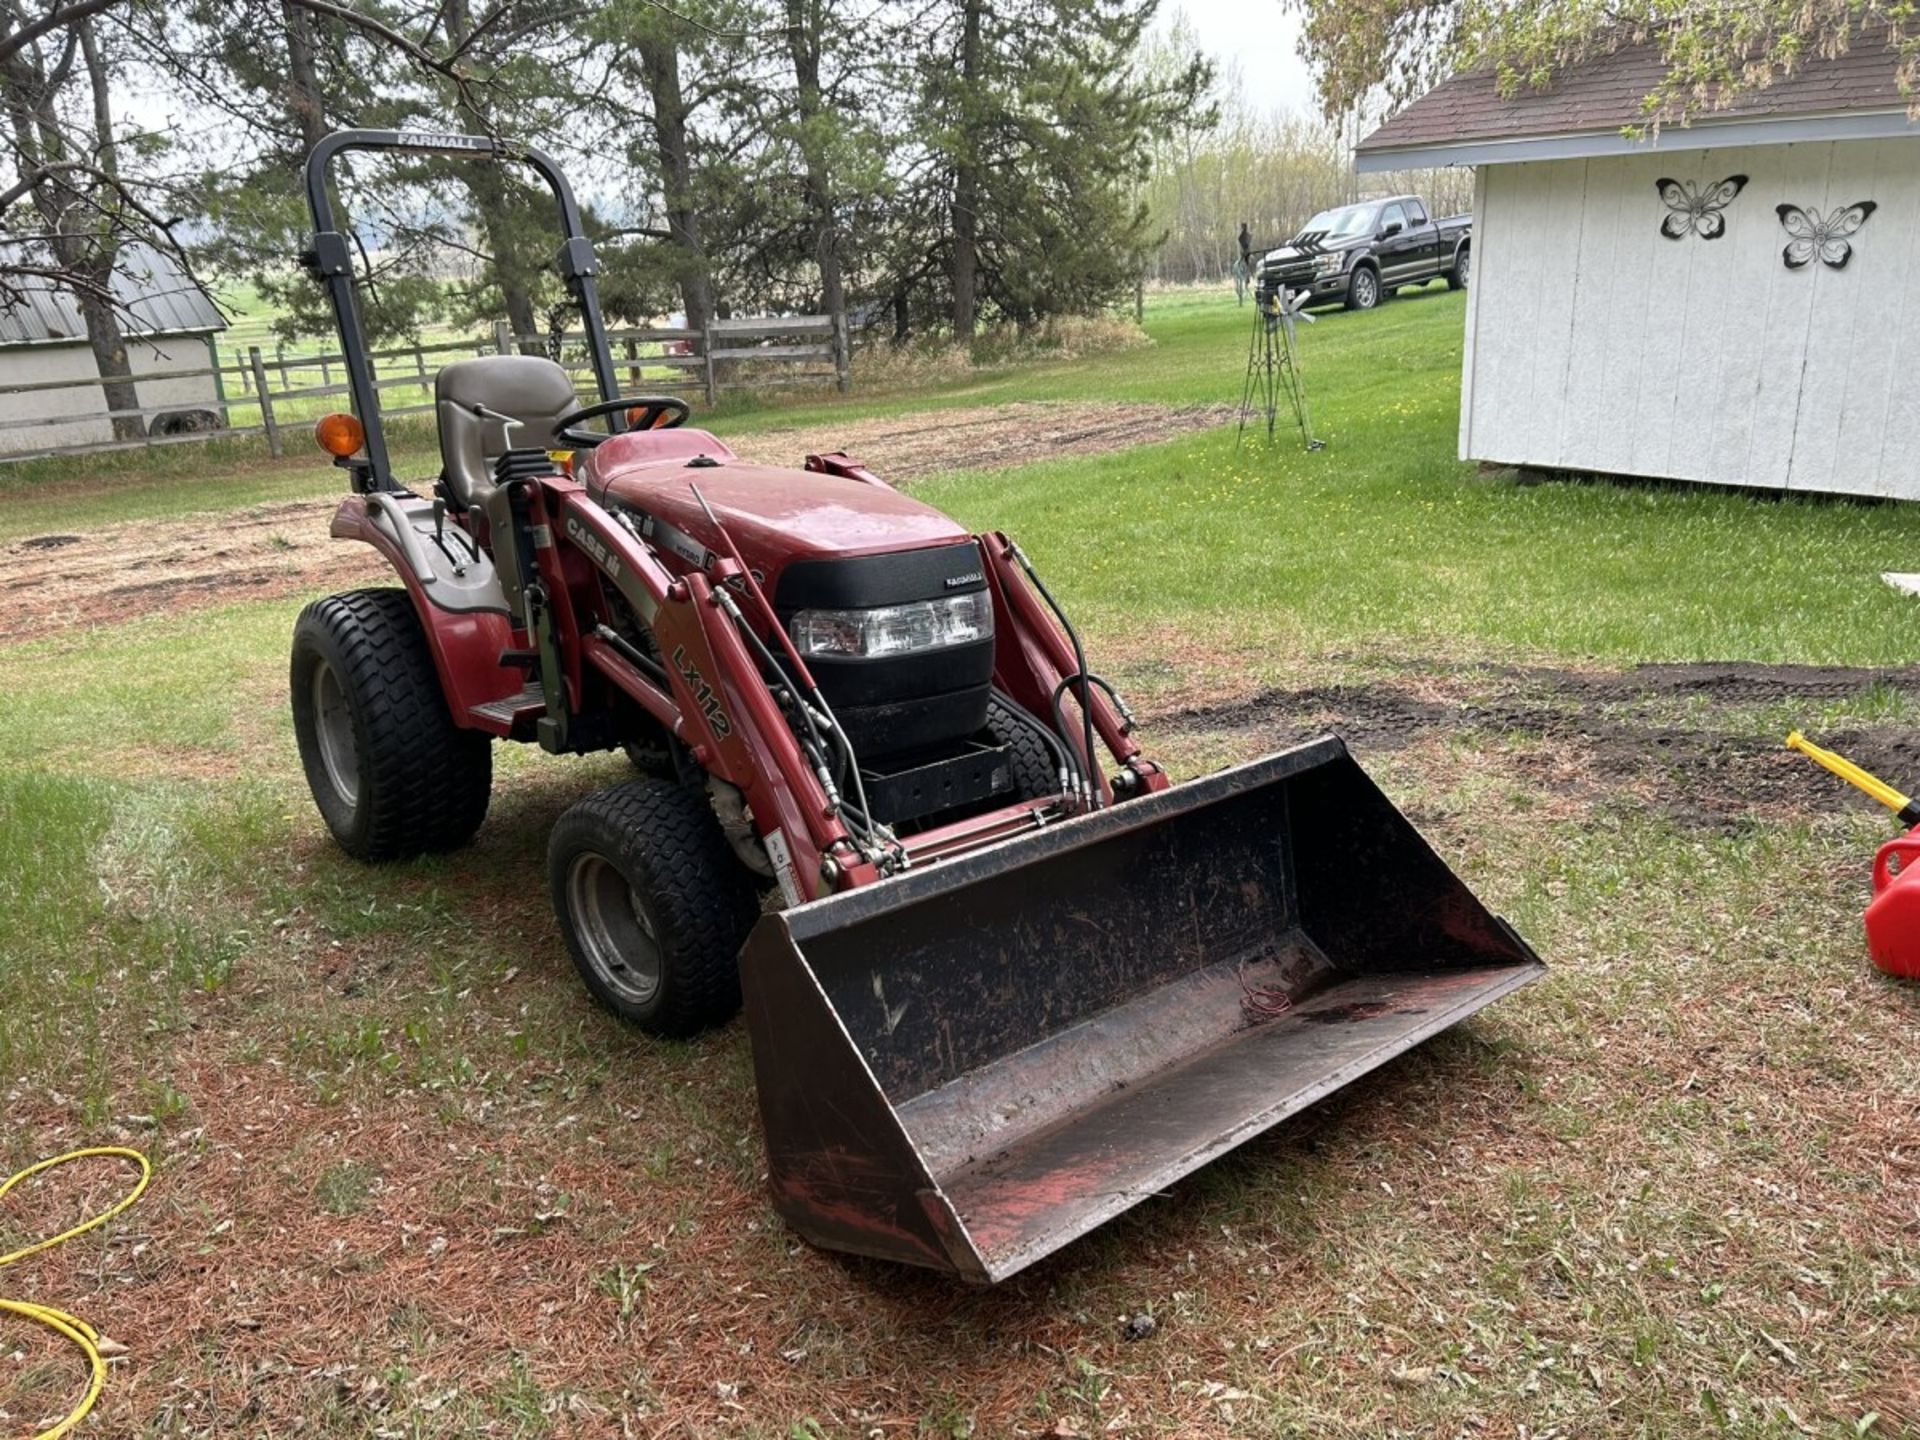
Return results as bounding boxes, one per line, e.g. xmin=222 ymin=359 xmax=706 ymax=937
xmin=0 ymin=0 xmax=121 ymax=69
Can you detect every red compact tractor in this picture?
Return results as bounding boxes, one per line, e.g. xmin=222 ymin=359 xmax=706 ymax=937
xmin=291 ymin=131 xmax=1544 ymax=1283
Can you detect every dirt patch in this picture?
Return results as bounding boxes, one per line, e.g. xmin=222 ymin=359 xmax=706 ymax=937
xmin=0 ymin=402 xmax=1229 ymax=646
xmin=1171 ymin=661 xmax=1920 ymax=832
xmin=727 ymin=399 xmax=1231 ymax=482
xmin=0 ymin=499 xmax=384 ymax=646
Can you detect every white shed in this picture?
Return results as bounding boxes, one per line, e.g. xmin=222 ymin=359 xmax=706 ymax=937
xmin=0 ymin=241 xmax=228 ymax=455
xmin=1356 ymin=37 xmax=1920 ymax=499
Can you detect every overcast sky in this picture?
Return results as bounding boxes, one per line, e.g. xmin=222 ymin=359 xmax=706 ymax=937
xmin=1156 ymin=1 xmax=1319 ymax=119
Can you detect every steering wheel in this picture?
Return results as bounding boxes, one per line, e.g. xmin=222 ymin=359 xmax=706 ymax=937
xmin=553 ymin=395 xmax=690 ymax=449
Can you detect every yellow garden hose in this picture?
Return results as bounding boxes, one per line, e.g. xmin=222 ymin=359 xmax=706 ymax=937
xmin=1 ymin=1148 xmax=151 ymax=1440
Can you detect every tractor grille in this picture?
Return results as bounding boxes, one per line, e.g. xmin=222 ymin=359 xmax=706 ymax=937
xmin=775 ymin=543 xmax=994 ymax=759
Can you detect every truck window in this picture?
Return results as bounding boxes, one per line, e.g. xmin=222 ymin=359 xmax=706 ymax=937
xmin=1404 ymin=199 xmax=1428 ymax=226
xmin=1380 ymin=202 xmax=1408 ymax=234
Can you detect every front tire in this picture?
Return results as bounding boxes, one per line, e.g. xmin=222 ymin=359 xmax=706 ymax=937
xmin=548 ymin=780 xmax=759 ymax=1036
xmin=291 ymin=588 xmax=491 ymax=861
xmin=1344 ymin=266 xmax=1381 ymax=311
xmin=987 ymin=696 xmax=1065 ymax=801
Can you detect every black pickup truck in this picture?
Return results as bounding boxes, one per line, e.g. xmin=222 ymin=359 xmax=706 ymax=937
xmin=1256 ymin=195 xmax=1471 ymax=313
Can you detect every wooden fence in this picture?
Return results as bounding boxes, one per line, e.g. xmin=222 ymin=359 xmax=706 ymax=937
xmin=0 ymin=313 xmax=855 ymax=465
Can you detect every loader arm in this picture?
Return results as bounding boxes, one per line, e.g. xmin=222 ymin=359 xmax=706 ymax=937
xmin=980 ymin=532 xmax=1163 ymax=803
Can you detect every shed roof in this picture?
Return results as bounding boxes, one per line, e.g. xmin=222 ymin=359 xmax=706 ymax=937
xmin=1356 ymin=31 xmax=1919 ymax=171
xmin=0 ymin=240 xmax=226 ymax=346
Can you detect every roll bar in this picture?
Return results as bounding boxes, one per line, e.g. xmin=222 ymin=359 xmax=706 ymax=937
xmin=300 ymin=129 xmax=623 ymax=491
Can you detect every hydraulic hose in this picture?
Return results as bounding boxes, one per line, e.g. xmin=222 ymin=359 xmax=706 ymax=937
xmin=1010 ymin=544 xmax=1101 ymax=809
xmin=690 ymin=484 xmax=893 ymax=864
xmin=1 ymin=1147 xmax=153 ymax=1440
xmin=712 ymin=586 xmax=891 ymax=863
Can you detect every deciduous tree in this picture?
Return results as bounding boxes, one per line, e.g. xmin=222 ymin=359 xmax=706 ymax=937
xmin=1286 ymin=0 xmax=1920 ymax=128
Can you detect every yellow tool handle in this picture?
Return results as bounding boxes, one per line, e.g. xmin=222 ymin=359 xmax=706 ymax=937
xmin=1786 ymin=730 xmax=1919 ymax=820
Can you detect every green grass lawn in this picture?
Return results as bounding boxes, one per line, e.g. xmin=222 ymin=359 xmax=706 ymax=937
xmin=3 ymin=284 xmax=1917 ymax=1439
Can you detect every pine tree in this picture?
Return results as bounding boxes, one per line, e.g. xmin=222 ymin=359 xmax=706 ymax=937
xmin=897 ymin=0 xmax=1212 ymax=338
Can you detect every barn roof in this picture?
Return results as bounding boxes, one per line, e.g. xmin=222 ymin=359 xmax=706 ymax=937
xmin=0 ymin=240 xmax=226 ymax=346
xmin=1357 ymin=30 xmax=1920 ymax=171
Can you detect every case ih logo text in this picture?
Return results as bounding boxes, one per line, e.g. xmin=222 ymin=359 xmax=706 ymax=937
xmin=565 ymin=517 xmax=621 ymax=579
xmin=672 ymin=646 xmax=732 ymax=738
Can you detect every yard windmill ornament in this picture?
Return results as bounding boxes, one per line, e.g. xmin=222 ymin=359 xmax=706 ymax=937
xmin=1238 ymin=283 xmax=1323 ymax=451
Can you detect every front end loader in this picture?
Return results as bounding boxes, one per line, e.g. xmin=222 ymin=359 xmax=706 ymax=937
xmin=289 ymin=129 xmax=1544 ymax=1283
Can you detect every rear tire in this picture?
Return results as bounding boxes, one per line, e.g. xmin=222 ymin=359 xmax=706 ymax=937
xmin=548 ymin=780 xmax=759 ymax=1036
xmin=1344 ymin=266 xmax=1381 ymax=311
xmin=1448 ymin=247 xmax=1471 ymax=291
xmin=291 ymin=588 xmax=491 ymax=861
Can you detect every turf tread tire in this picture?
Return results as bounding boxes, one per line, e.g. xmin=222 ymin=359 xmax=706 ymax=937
xmin=986 ymin=696 xmax=1061 ymax=801
xmin=291 ymin=587 xmax=491 ymax=861
xmin=547 ymin=780 xmax=759 ymax=1036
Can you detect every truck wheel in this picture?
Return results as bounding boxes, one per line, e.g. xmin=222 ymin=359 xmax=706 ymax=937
xmin=548 ymin=780 xmax=759 ymax=1036
xmin=291 ymin=588 xmax=491 ymax=861
xmin=1448 ymin=247 xmax=1471 ymax=291
xmin=1345 ymin=266 xmax=1381 ymax=311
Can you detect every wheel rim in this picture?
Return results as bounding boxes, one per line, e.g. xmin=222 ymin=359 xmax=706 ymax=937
xmin=1459 ymin=252 xmax=1471 ymax=286
xmin=311 ymin=660 xmax=360 ymax=808
xmin=1355 ymin=272 xmax=1377 ymax=306
xmin=566 ymin=852 xmax=663 ymax=1007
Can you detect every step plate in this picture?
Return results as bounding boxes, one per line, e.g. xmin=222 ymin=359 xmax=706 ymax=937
xmin=469 ymin=683 xmax=544 ymax=729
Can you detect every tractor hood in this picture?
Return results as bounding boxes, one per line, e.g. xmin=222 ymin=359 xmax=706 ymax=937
xmin=585 ymin=428 xmax=968 ymax=568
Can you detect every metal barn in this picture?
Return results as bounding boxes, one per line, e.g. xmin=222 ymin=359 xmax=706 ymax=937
xmin=1357 ymin=38 xmax=1920 ymax=500
xmin=0 ymin=242 xmax=228 ymax=455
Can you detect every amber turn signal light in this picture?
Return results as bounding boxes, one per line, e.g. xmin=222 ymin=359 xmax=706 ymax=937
xmin=315 ymin=412 xmax=366 ymax=458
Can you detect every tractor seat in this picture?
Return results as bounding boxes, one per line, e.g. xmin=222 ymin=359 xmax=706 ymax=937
xmin=435 ymin=355 xmax=580 ymax=510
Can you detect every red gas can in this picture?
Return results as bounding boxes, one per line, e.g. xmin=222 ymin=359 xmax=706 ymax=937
xmin=1865 ymin=830 xmax=1920 ymax=979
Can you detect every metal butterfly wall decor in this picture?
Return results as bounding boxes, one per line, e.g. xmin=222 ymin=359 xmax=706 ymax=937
xmin=1776 ymin=201 xmax=1878 ymax=270
xmin=1656 ymin=175 xmax=1748 ymax=239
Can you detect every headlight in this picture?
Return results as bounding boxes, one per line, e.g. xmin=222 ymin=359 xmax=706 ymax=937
xmin=790 ymin=591 xmax=994 ymax=659
xmin=1313 ymin=252 xmax=1346 ymax=276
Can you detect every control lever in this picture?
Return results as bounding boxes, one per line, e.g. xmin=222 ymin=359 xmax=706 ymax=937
xmin=471 ymin=402 xmax=525 ymax=445
xmin=427 ymin=495 xmax=472 ymax=577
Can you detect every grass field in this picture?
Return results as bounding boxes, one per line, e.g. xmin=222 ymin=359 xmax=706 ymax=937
xmin=2 ymin=284 xmax=1918 ymax=1438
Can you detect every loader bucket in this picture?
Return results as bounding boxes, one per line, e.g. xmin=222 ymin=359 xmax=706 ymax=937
xmin=739 ymin=735 xmax=1543 ymax=1283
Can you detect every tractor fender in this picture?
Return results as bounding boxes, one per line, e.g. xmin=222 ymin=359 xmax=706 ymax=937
xmin=329 ymin=496 xmax=525 ymax=724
